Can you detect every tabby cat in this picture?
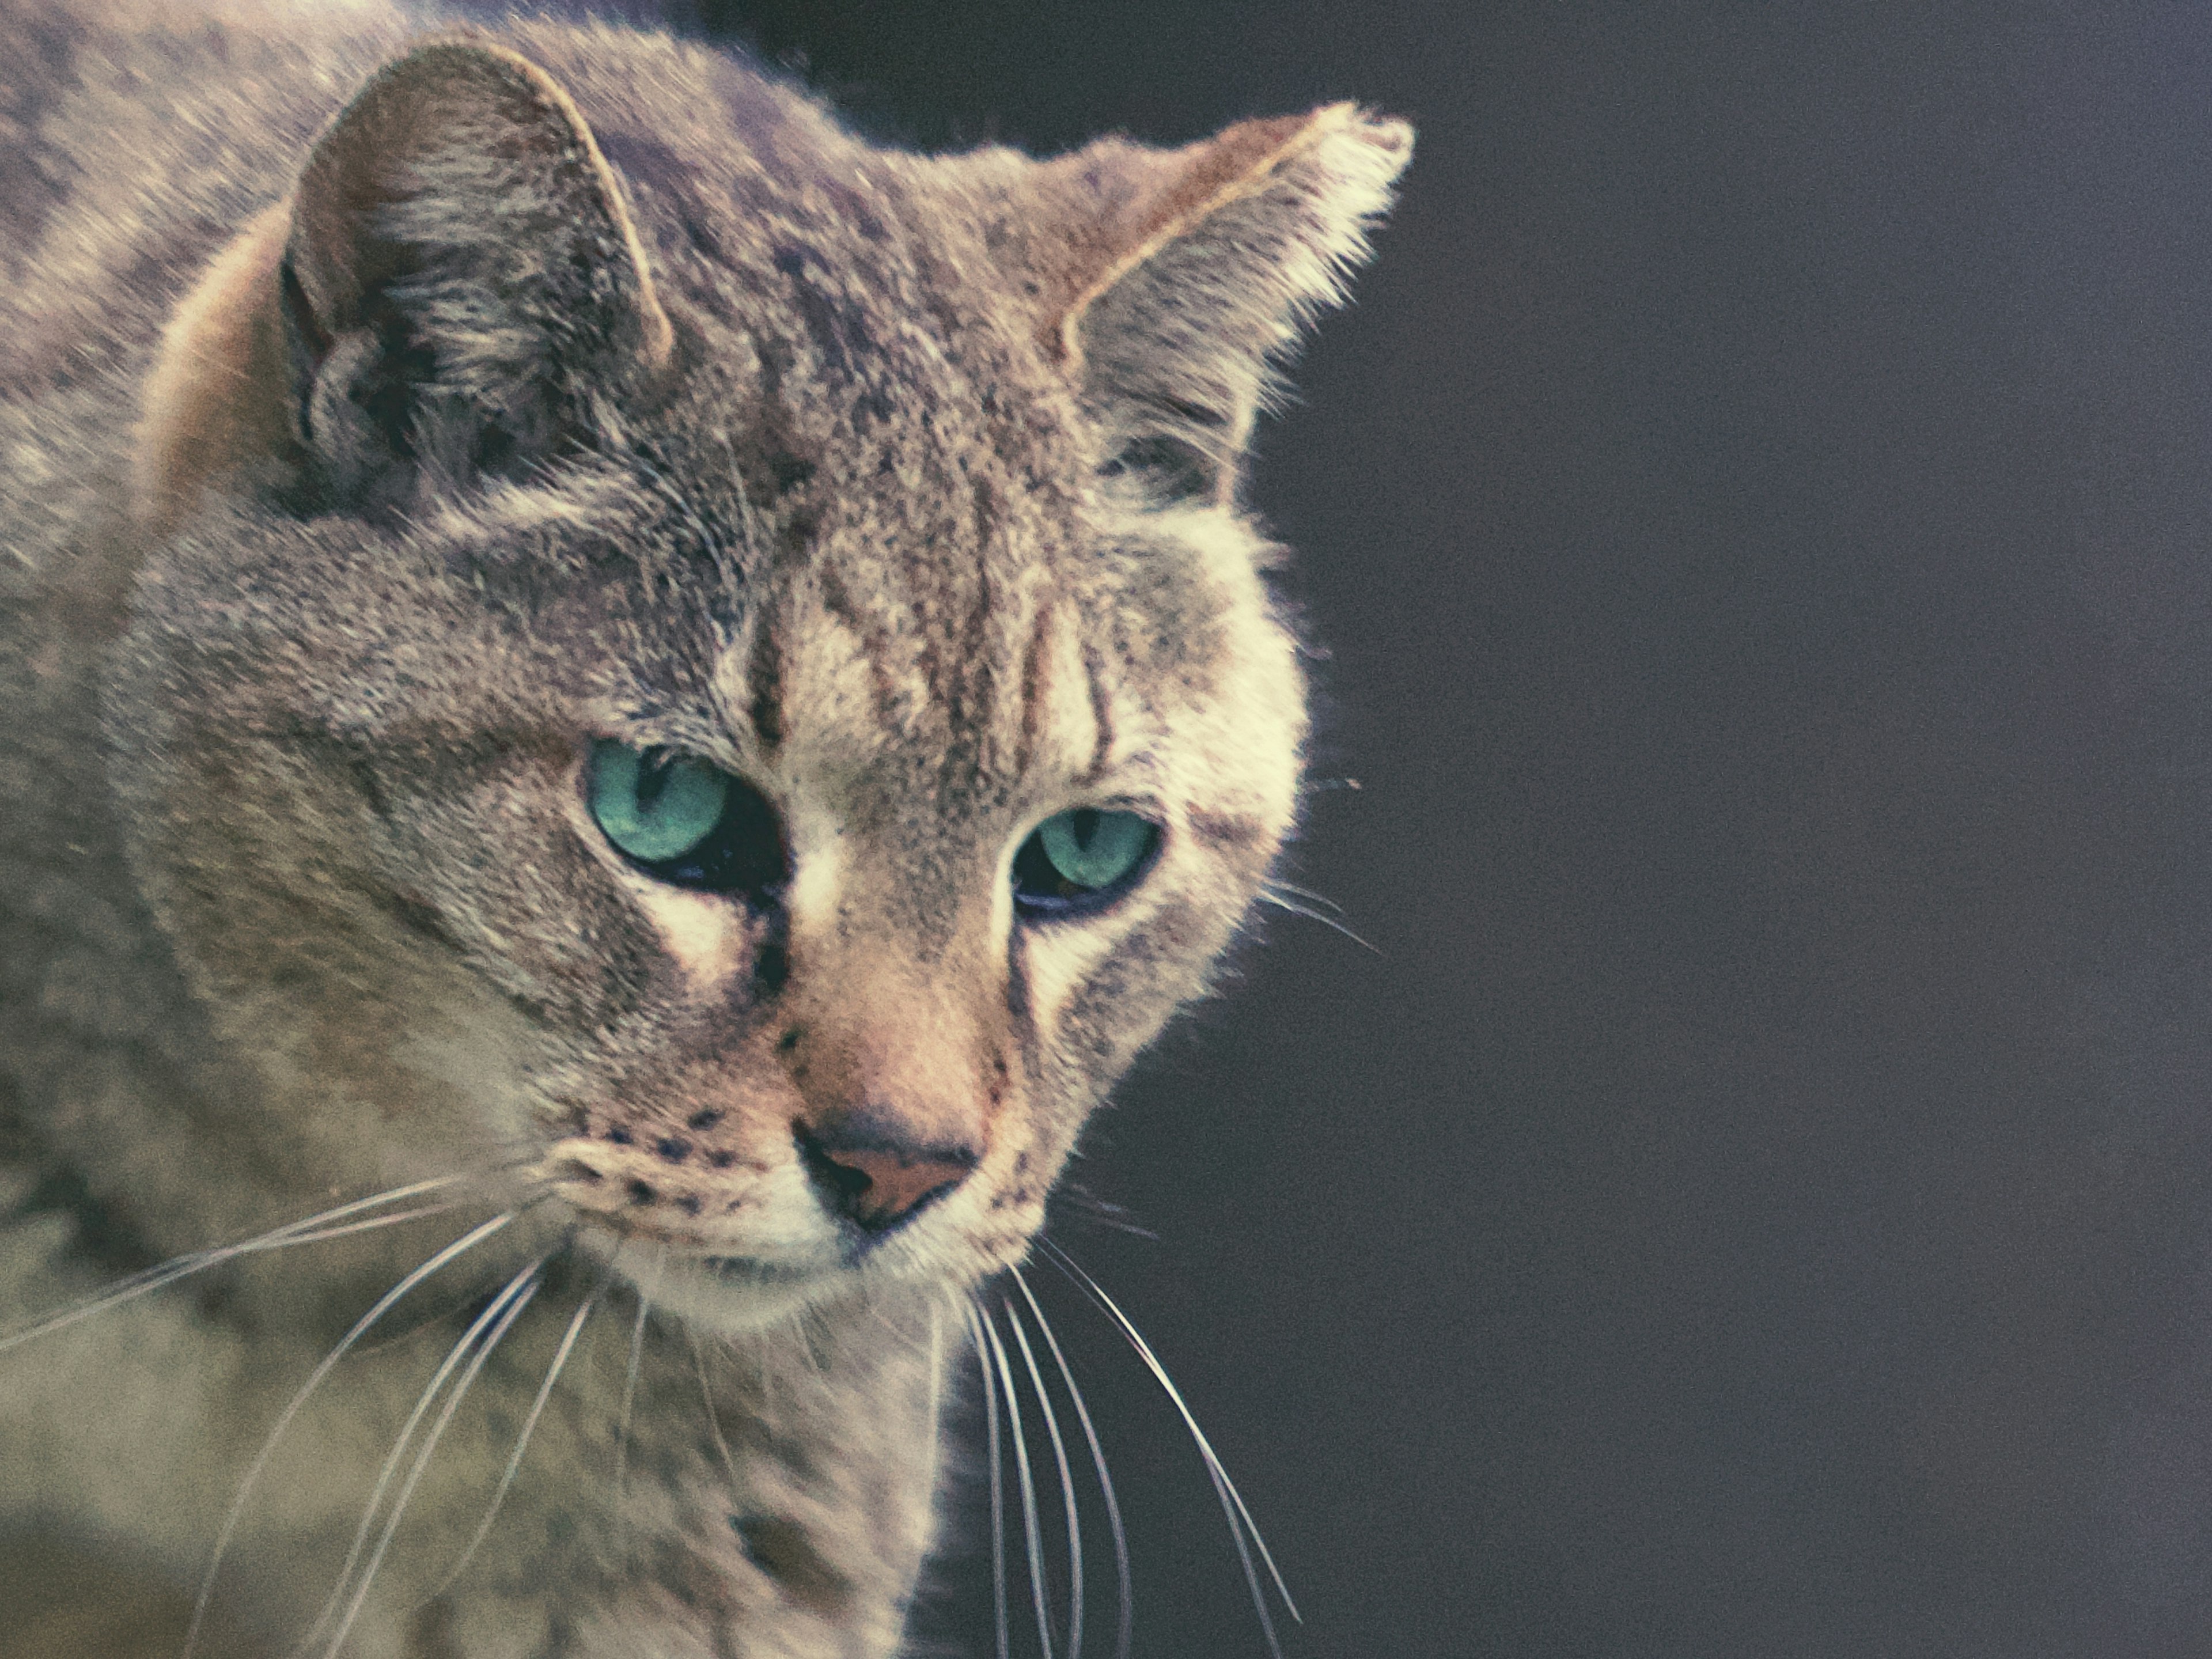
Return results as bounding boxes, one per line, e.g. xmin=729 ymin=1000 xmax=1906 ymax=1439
xmin=0 ymin=2 xmax=1410 ymax=1653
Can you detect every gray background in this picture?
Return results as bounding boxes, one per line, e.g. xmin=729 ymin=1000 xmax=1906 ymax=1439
xmin=528 ymin=2 xmax=2212 ymax=1653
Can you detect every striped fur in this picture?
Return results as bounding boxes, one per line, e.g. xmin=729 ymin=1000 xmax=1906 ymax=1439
xmin=0 ymin=4 xmax=1408 ymax=1653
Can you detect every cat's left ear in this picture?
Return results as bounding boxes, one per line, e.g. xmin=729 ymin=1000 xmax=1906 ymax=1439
xmin=278 ymin=39 xmax=670 ymax=511
xmin=1025 ymin=104 xmax=1412 ymax=505
xmin=140 ymin=41 xmax=672 ymax=532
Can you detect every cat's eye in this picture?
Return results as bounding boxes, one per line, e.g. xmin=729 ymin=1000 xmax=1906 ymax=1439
xmin=1099 ymin=434 xmax=1215 ymax=504
xmin=588 ymin=741 xmax=786 ymax=895
xmin=1011 ymin=808 xmax=1161 ymax=918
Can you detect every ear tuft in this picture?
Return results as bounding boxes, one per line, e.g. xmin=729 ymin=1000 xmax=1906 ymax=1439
xmin=1028 ymin=104 xmax=1412 ymax=504
xmin=281 ymin=37 xmax=670 ymax=508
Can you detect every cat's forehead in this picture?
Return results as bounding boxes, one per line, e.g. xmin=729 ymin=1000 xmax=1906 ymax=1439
xmin=590 ymin=158 xmax=1158 ymax=786
xmin=594 ymin=401 xmax=1222 ymax=827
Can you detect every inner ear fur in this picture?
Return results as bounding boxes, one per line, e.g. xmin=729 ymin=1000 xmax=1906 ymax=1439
xmin=284 ymin=38 xmax=671 ymax=359
xmin=137 ymin=37 xmax=669 ymax=532
xmin=1032 ymin=103 xmax=1412 ymax=504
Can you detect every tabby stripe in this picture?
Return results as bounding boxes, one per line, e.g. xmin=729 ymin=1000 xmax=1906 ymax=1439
xmin=1081 ymin=646 xmax=1115 ymax=783
xmin=746 ymin=596 xmax=785 ymax=752
xmin=1014 ymin=605 xmax=1054 ymax=775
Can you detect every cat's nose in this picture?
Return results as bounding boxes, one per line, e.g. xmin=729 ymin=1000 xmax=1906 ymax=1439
xmin=796 ymin=1116 xmax=979 ymax=1235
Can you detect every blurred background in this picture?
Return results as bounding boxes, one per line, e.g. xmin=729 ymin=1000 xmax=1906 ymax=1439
xmin=492 ymin=3 xmax=2212 ymax=1654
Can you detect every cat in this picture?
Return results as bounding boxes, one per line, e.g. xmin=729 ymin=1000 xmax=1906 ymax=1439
xmin=0 ymin=1 xmax=1410 ymax=1653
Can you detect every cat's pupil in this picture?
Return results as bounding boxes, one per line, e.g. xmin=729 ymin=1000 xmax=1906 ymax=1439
xmin=635 ymin=754 xmax=674 ymax=810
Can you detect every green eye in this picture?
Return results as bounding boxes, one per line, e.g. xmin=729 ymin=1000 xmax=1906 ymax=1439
xmin=1012 ymin=808 xmax=1161 ymax=917
xmin=589 ymin=741 xmax=730 ymax=863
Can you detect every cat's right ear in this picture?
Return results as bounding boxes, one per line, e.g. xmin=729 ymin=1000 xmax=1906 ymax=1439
xmin=138 ymin=38 xmax=670 ymax=530
xmin=1017 ymin=105 xmax=1412 ymax=508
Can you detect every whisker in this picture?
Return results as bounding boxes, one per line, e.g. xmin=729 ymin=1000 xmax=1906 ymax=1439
xmin=1255 ymin=889 xmax=1381 ymax=955
xmin=966 ymin=1301 xmax=1011 ymax=1659
xmin=298 ymin=1259 xmax=543 ymax=1656
xmin=427 ymin=1274 xmax=604 ymax=1600
xmin=181 ymin=1210 xmax=521 ymax=1659
xmin=1012 ymin=1264 xmax=1132 ymax=1659
xmin=927 ymin=1300 xmax=946 ymax=1448
xmin=318 ymin=1258 xmax=546 ymax=1659
xmin=1038 ymin=1239 xmax=1300 ymax=1657
xmin=0 ymin=1176 xmax=484 ymax=1358
xmin=980 ymin=1304 xmax=1055 ymax=1659
xmin=1004 ymin=1294 xmax=1085 ymax=1659
xmin=1055 ymin=1186 xmax=1161 ymax=1244
xmin=690 ymin=1325 xmax=743 ymax=1493
xmin=612 ymin=1244 xmax=665 ymax=1547
xmin=232 ymin=1200 xmax=480 ymax=1251
xmin=1262 ymin=880 xmax=1346 ymax=915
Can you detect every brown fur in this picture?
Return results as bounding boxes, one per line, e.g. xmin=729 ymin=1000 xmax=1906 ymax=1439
xmin=0 ymin=2 xmax=1408 ymax=1653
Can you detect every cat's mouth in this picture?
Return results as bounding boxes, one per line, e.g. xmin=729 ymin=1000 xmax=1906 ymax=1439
xmin=534 ymin=1130 xmax=971 ymax=1312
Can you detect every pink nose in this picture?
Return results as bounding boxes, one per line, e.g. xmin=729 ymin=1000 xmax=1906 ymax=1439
xmin=797 ymin=1122 xmax=978 ymax=1234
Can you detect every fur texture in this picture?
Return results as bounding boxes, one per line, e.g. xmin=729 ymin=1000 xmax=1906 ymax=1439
xmin=0 ymin=3 xmax=1409 ymax=1654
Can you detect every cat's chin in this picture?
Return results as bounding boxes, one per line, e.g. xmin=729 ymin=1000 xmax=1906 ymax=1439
xmin=565 ymin=1224 xmax=961 ymax=1337
xmin=650 ymin=1253 xmax=844 ymax=1336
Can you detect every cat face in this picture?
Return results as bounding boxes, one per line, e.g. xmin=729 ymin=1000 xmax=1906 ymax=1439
xmin=111 ymin=35 xmax=1409 ymax=1330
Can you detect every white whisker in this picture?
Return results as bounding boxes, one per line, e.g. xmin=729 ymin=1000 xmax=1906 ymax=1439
xmin=966 ymin=1301 xmax=1011 ymax=1659
xmin=1256 ymin=889 xmax=1380 ymax=955
xmin=1012 ymin=1264 xmax=1131 ymax=1659
xmin=227 ymin=1200 xmax=480 ymax=1253
xmin=1262 ymin=880 xmax=1346 ymax=914
xmin=182 ymin=1210 xmax=521 ymax=1659
xmin=1005 ymin=1294 xmax=1084 ymax=1659
xmin=980 ymin=1304 xmax=1055 ymax=1659
xmin=927 ymin=1300 xmax=946 ymax=1446
xmin=428 ymin=1275 xmax=603 ymax=1600
xmin=0 ymin=1176 xmax=483 ymax=1359
xmin=613 ymin=1244 xmax=665 ymax=1551
xmin=690 ymin=1325 xmax=743 ymax=1492
xmin=318 ymin=1258 xmax=546 ymax=1659
xmin=1039 ymin=1239 xmax=1299 ymax=1657
xmin=299 ymin=1259 xmax=542 ymax=1656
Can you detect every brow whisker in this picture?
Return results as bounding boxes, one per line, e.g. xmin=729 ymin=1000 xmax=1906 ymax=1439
xmin=980 ymin=1304 xmax=1055 ymax=1659
xmin=1256 ymin=889 xmax=1381 ymax=955
xmin=1262 ymin=880 xmax=1346 ymax=915
xmin=1039 ymin=1238 xmax=1299 ymax=1657
xmin=1012 ymin=1264 xmax=1131 ymax=1659
xmin=1005 ymin=1293 xmax=1085 ymax=1659
xmin=317 ymin=1257 xmax=546 ymax=1659
xmin=181 ymin=1210 xmax=522 ymax=1659
xmin=427 ymin=1273 xmax=604 ymax=1601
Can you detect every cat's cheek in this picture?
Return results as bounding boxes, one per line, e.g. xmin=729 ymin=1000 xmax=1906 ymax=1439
xmin=1011 ymin=919 xmax=1124 ymax=1042
xmin=626 ymin=880 xmax=751 ymax=998
xmin=559 ymin=780 xmax=762 ymax=1003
